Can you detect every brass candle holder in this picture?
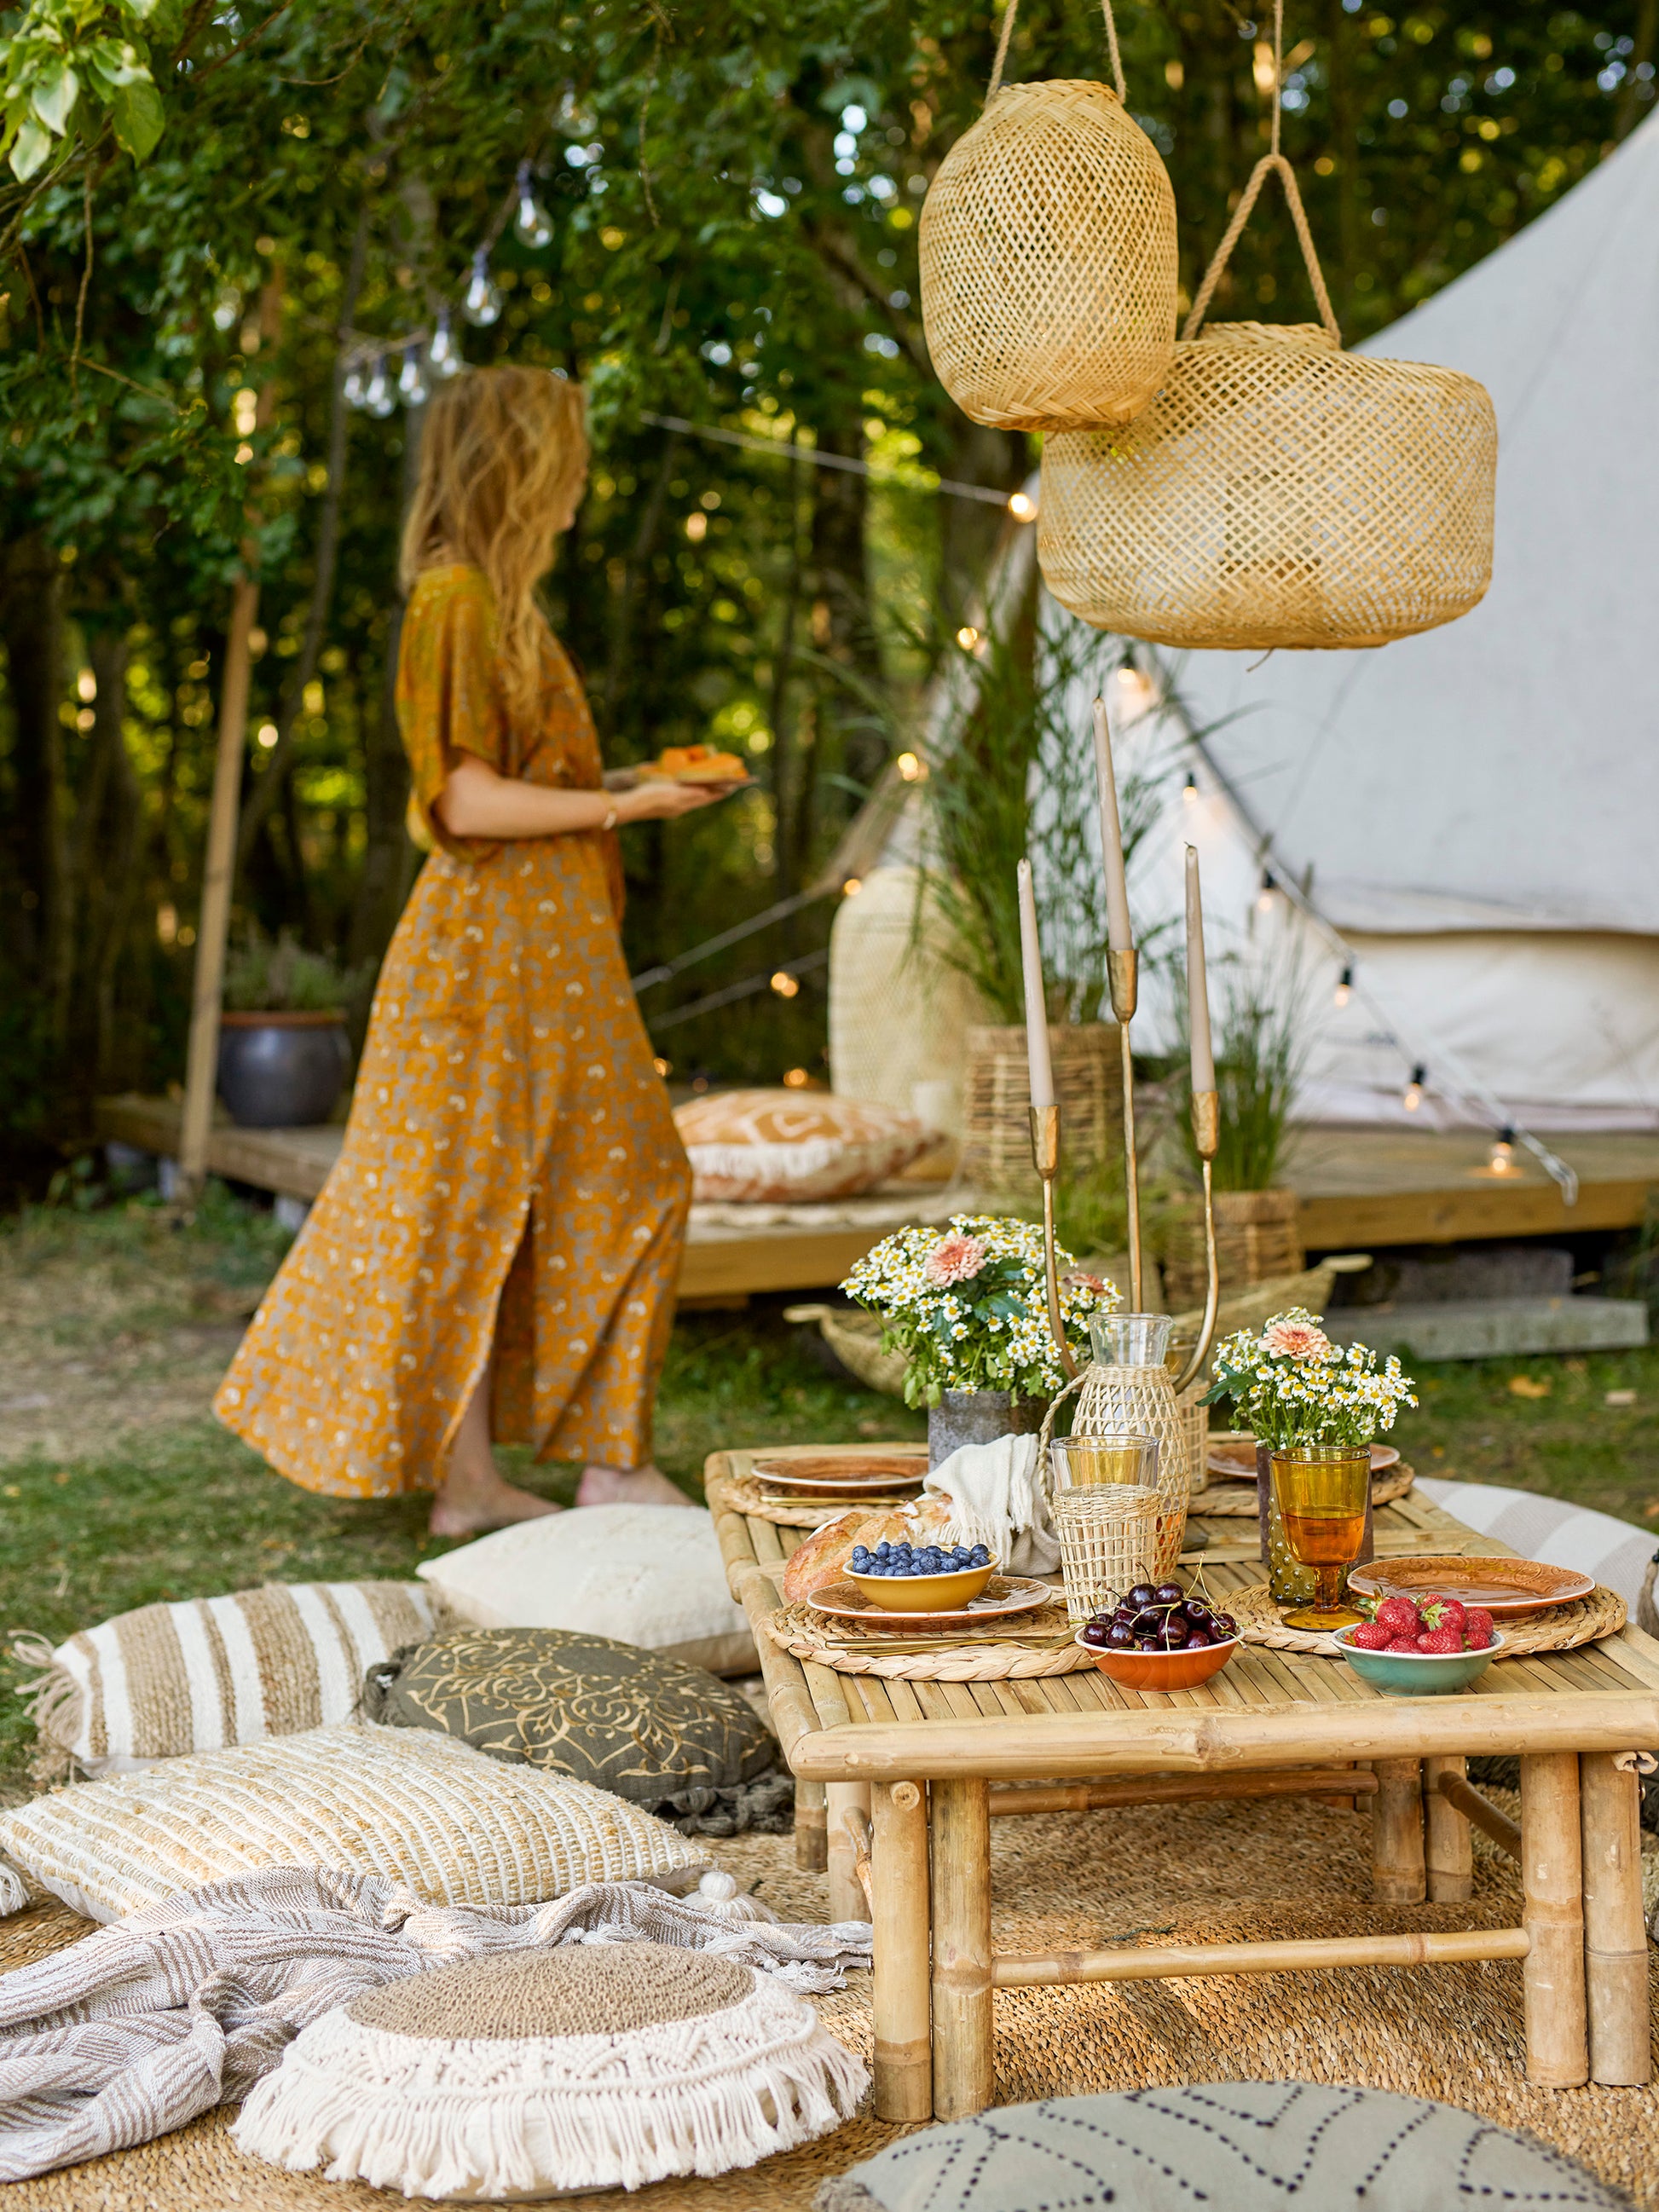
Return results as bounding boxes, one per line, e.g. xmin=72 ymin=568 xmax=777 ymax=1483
xmin=1028 ymin=1103 xmax=1078 ymax=1380
xmin=1173 ymin=1085 xmax=1222 ymax=1395
xmin=1107 ymin=946 xmax=1142 ymax=1311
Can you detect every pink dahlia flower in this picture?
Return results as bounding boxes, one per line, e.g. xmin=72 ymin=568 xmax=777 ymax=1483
xmin=1263 ymin=1319 xmax=1332 ymax=1360
xmin=925 ymin=1234 xmax=988 ymax=1287
xmin=1063 ymin=1270 xmax=1110 ymax=1297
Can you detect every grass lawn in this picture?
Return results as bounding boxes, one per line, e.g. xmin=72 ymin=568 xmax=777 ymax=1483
xmin=0 ymin=1187 xmax=1653 ymax=1801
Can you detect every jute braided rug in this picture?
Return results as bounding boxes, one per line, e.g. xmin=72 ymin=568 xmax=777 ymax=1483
xmin=5 ymin=1793 xmax=1659 ymax=2210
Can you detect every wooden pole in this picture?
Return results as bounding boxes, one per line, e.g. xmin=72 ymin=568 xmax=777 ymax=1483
xmin=176 ymin=573 xmax=259 ymax=1203
xmin=987 ymin=1769 xmax=1379 ymax=1816
xmin=995 ymin=1924 xmax=1529 ymax=1988
xmin=872 ymin=1779 xmax=933 ymax=2122
xmin=1436 ymin=1767 xmax=1521 ymax=1861
xmin=1580 ymin=1751 xmax=1650 ymax=2086
xmin=826 ymin=1779 xmax=872 ymax=1923
xmin=1424 ymin=1753 xmax=1474 ymax=1903
xmin=1521 ymin=1751 xmax=1588 ymax=2088
xmin=931 ymin=1776 xmax=993 ymax=2120
xmin=1372 ymin=1758 xmax=1425 ymax=1903
xmin=795 ymin=1777 xmax=828 ymax=1872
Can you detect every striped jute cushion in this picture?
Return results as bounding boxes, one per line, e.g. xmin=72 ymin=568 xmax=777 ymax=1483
xmin=16 ymin=1581 xmax=440 ymax=1779
xmin=0 ymin=1721 xmax=708 ymax=1924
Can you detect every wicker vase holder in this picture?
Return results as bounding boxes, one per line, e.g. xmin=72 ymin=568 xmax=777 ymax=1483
xmin=1038 ymin=1361 xmax=1205 ymax=1576
xmin=1162 ymin=1187 xmax=1304 ymax=1312
xmin=1037 ymin=146 xmax=1495 ymax=650
xmin=959 ymin=1022 xmax=1122 ymax=1194
xmin=918 ymin=0 xmax=1177 ymax=433
xmin=1052 ymin=1481 xmax=1168 ymax=1626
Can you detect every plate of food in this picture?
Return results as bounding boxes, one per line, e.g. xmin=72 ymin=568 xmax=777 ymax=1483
xmin=1345 ymin=1556 xmax=1593 ymax=1620
xmin=754 ymin=1452 xmax=927 ymax=1498
xmin=809 ymin=1567 xmax=1050 ymax=1633
xmin=641 ymin=744 xmax=754 ymax=788
xmin=1205 ymin=1435 xmax=1401 ymax=1481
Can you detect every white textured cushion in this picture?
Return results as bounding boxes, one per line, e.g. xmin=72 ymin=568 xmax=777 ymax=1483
xmin=673 ymin=1089 xmax=936 ymax=1203
xmin=418 ymin=1505 xmax=757 ymax=1676
xmin=20 ymin=1580 xmax=439 ymax=1776
xmin=1418 ymin=1479 xmax=1656 ymax=1618
xmin=0 ymin=1722 xmax=705 ymax=1924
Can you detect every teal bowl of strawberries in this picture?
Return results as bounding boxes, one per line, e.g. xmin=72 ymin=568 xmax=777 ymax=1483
xmin=1332 ymin=1591 xmax=1505 ymax=1696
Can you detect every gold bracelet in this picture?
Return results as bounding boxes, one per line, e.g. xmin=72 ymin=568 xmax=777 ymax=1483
xmin=600 ymin=804 xmax=619 ymax=832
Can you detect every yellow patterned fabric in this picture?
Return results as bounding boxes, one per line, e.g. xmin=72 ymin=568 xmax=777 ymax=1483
xmin=215 ymin=566 xmax=691 ymax=1495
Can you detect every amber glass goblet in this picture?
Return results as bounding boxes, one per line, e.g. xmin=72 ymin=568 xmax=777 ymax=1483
xmin=1269 ymin=1446 xmax=1370 ymax=1632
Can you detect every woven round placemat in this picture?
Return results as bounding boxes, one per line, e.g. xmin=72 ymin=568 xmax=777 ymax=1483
xmin=760 ymin=1600 xmax=1095 ymax=1679
xmin=1228 ymin=1579 xmax=1627 ymax=1656
xmin=1194 ymin=1462 xmax=1415 ymax=1520
xmin=708 ymin=1471 xmax=919 ymax=1530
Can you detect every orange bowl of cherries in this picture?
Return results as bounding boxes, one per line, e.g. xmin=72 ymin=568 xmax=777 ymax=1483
xmin=1077 ymin=1578 xmax=1242 ymax=1690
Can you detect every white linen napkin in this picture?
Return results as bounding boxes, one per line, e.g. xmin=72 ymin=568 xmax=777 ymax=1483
xmin=922 ymin=1433 xmax=1061 ymax=1576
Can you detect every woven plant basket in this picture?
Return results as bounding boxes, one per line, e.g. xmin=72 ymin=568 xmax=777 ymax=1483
xmin=1037 ymin=140 xmax=1495 ymax=650
xmin=959 ymin=1021 xmax=1122 ymax=1193
xmin=1163 ymin=1187 xmax=1304 ymax=1311
xmin=918 ymin=0 xmax=1176 ymax=432
xmin=1052 ymin=1481 xmax=1166 ymax=1626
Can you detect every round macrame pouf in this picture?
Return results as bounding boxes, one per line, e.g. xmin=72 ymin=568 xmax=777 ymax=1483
xmin=233 ymin=1942 xmax=869 ymax=2201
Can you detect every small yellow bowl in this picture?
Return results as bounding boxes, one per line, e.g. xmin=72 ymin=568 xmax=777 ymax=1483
xmin=844 ymin=1562 xmax=996 ymax=1613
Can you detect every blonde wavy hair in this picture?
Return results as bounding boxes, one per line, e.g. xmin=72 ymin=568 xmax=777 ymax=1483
xmin=400 ymin=366 xmax=589 ymax=716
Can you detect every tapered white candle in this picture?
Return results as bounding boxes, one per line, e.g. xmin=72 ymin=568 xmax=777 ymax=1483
xmin=1016 ymin=857 xmax=1055 ymax=1112
xmin=1185 ymin=843 xmax=1217 ymax=1096
xmin=1091 ymin=693 xmax=1134 ymax=954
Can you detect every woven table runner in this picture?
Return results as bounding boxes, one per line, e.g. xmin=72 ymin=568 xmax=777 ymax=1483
xmin=760 ymin=1600 xmax=1095 ymax=1679
xmin=708 ymin=1470 xmax=920 ymax=1529
xmin=1228 ymin=1579 xmax=1627 ymax=1656
xmin=1194 ymin=1462 xmax=1416 ymax=1520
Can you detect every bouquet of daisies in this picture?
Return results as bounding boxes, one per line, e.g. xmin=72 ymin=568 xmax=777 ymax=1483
xmin=1203 ymin=1308 xmax=1416 ymax=1450
xmin=841 ymin=1213 xmax=1119 ymax=1409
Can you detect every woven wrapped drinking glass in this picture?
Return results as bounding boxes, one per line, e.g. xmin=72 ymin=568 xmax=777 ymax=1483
xmin=918 ymin=0 xmax=1176 ymax=433
xmin=1038 ymin=1366 xmax=1199 ymax=1572
xmin=1037 ymin=149 xmax=1496 ymax=650
xmin=1053 ymin=1481 xmax=1164 ymax=1625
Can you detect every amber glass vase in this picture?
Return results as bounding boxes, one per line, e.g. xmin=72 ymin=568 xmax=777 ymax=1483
xmin=1269 ymin=1446 xmax=1371 ymax=1631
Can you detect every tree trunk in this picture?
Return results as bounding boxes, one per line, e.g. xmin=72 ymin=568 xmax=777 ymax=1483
xmin=346 ymin=612 xmax=416 ymax=976
xmin=0 ymin=534 xmax=67 ymax=1026
xmin=807 ymin=416 xmax=882 ymax=834
xmin=64 ymin=630 xmax=142 ymax=1106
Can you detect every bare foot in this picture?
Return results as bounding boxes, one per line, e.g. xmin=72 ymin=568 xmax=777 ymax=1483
xmin=430 ymin=1466 xmax=564 ymax=1538
xmin=575 ymin=1463 xmax=697 ymax=1509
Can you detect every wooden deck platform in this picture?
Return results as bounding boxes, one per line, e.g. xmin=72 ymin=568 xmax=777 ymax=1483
xmin=97 ymin=1094 xmax=1659 ymax=1301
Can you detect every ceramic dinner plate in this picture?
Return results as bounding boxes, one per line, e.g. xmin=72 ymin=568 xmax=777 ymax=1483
xmin=807 ymin=1574 xmax=1052 ymax=1632
xmin=1345 ymin=1555 xmax=1595 ymax=1620
xmin=754 ymin=1453 xmax=927 ymax=1497
xmin=1205 ymin=1438 xmax=1401 ymax=1481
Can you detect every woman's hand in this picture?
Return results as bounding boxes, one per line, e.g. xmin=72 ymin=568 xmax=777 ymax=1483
xmin=614 ymin=779 xmax=732 ymax=823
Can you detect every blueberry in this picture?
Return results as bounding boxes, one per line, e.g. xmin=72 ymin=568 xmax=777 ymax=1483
xmin=876 ymin=1541 xmax=892 ymax=1557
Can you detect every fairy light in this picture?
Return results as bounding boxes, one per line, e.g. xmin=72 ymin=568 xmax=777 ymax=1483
xmin=1257 ymin=870 xmax=1277 ymax=913
xmin=1007 ymin=489 xmax=1038 ymax=522
xmin=1333 ymin=962 xmax=1354 ymax=1008
xmin=462 ymin=246 xmax=502 ymax=328
xmin=842 ymin=877 xmax=862 ymax=897
xmin=1182 ymin=771 xmax=1198 ymax=806
xmin=1403 ymin=1063 xmax=1427 ymax=1112
xmin=513 ymin=159 xmax=553 ymax=249
xmin=396 ymin=341 xmax=429 ymax=407
xmin=770 ymin=970 xmax=801 ymax=998
xmin=1489 ymin=1125 xmax=1517 ymax=1173
xmin=427 ymin=308 xmax=462 ymax=380
xmin=896 ymin=751 xmax=926 ymax=783
xmin=783 ymin=1066 xmax=812 ymax=1088
xmin=362 ymin=354 xmax=395 ymax=418
xmin=956 ymin=626 xmax=980 ymax=650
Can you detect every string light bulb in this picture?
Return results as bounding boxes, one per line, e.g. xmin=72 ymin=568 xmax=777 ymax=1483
xmin=1257 ymin=870 xmax=1277 ymax=913
xmin=513 ymin=160 xmax=553 ymax=248
xmin=1333 ymin=963 xmax=1354 ymax=1008
xmin=396 ymin=342 xmax=428 ymax=407
xmin=1489 ymin=1125 xmax=1517 ymax=1174
xmin=343 ymin=361 xmax=367 ymax=410
xmin=362 ymin=353 xmax=395 ymax=418
xmin=427 ymin=308 xmax=463 ymax=379
xmin=770 ymin=970 xmax=801 ymax=999
xmin=1182 ymin=771 xmax=1198 ymax=806
xmin=1402 ymin=1063 xmax=1427 ymax=1113
xmin=462 ymin=247 xmax=502 ymax=327
xmin=1007 ymin=489 xmax=1038 ymax=522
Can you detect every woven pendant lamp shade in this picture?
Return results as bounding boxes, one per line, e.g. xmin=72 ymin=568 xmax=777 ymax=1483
xmin=1037 ymin=148 xmax=1496 ymax=650
xmin=919 ymin=2 xmax=1177 ymax=433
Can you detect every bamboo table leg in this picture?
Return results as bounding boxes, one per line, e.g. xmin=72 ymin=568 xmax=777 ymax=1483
xmin=932 ymin=1776 xmax=993 ymax=2120
xmin=1521 ymin=1752 xmax=1588 ymax=2088
xmin=872 ymin=1780 xmax=933 ymax=2121
xmin=827 ymin=1780 xmax=872 ymax=1923
xmin=1425 ymin=1754 xmax=1473 ymax=1903
xmin=1580 ymin=1752 xmax=1650 ymax=2086
xmin=1373 ymin=1759 xmax=1426 ymax=1903
xmin=796 ymin=1777 xmax=828 ymax=1872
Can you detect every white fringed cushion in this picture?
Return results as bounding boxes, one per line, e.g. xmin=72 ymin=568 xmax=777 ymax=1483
xmin=418 ymin=1504 xmax=757 ymax=1676
xmin=234 ymin=1943 xmax=868 ymax=2199
xmin=674 ymin=1089 xmax=937 ymax=1203
xmin=0 ymin=1722 xmax=704 ymax=1924
xmin=17 ymin=1580 xmax=440 ymax=1776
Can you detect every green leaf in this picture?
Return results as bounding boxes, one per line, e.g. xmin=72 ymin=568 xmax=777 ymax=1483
xmin=9 ymin=114 xmax=50 ymax=180
xmin=90 ymin=40 xmax=149 ymax=90
xmin=110 ymin=78 xmax=164 ymax=162
xmin=31 ymin=61 xmax=78 ymax=136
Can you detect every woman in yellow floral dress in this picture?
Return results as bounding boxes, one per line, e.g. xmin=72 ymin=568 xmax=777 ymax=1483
xmin=217 ymin=367 xmax=720 ymax=1533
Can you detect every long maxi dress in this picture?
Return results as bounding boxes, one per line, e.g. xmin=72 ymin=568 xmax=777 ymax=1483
xmin=215 ymin=565 xmax=691 ymax=1495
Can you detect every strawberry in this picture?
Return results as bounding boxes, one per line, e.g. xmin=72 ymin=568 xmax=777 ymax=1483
xmin=1350 ymin=1621 xmax=1392 ymax=1650
xmin=1376 ymin=1596 xmax=1422 ymax=1639
xmin=1465 ymin=1607 xmax=1495 ymax=1644
xmin=1414 ymin=1632 xmax=1438 ymax=1651
xmin=1420 ymin=1626 xmax=1464 ymax=1655
xmin=1387 ymin=1637 xmax=1421 ymax=1653
xmin=1422 ymin=1596 xmax=1467 ymax=1636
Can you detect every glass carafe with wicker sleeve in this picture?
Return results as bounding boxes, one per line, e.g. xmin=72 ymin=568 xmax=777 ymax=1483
xmin=1038 ymin=1315 xmax=1196 ymax=1577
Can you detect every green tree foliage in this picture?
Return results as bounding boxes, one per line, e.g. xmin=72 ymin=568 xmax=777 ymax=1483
xmin=0 ymin=0 xmax=1650 ymax=1180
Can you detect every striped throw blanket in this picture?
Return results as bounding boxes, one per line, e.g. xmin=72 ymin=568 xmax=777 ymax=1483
xmin=0 ymin=1865 xmax=872 ymax=2181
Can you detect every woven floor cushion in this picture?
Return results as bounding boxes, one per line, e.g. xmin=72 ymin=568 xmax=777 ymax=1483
xmin=15 ymin=1580 xmax=439 ymax=1779
xmin=821 ymin=2083 xmax=1636 ymax=2211
xmin=0 ymin=1720 xmax=706 ymax=1923
xmin=674 ymin=1088 xmax=937 ymax=1203
xmin=363 ymin=1626 xmax=792 ymax=1837
xmin=1418 ymin=1478 xmax=1659 ymax=1627
xmin=234 ymin=1940 xmax=868 ymax=2198
xmin=417 ymin=1502 xmax=758 ymax=1675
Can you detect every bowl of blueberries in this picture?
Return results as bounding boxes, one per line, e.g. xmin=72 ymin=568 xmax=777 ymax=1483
xmin=1077 ymin=1578 xmax=1242 ymax=1689
xmin=845 ymin=1538 xmax=997 ymax=1613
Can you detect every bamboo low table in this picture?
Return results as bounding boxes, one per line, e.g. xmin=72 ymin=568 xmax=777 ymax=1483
xmin=709 ymin=1451 xmax=1659 ymax=2122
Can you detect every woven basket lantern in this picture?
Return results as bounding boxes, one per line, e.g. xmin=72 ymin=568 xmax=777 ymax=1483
xmin=919 ymin=0 xmax=1177 ymax=432
xmin=1038 ymin=152 xmax=1496 ymax=650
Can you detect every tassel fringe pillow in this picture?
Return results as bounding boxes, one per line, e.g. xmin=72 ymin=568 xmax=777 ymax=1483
xmin=16 ymin=1580 xmax=439 ymax=1780
xmin=673 ymin=1089 xmax=938 ymax=1204
xmin=234 ymin=1943 xmax=867 ymax=2199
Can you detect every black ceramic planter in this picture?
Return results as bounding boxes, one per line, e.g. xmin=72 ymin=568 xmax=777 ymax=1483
xmin=218 ymin=1012 xmax=350 ymax=1128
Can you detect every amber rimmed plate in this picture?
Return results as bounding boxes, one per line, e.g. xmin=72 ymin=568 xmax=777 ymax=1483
xmin=1205 ymin=1435 xmax=1400 ymax=1481
xmin=754 ymin=1452 xmax=927 ymax=1498
xmin=807 ymin=1574 xmax=1051 ymax=1633
xmin=1345 ymin=1555 xmax=1595 ymax=1620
